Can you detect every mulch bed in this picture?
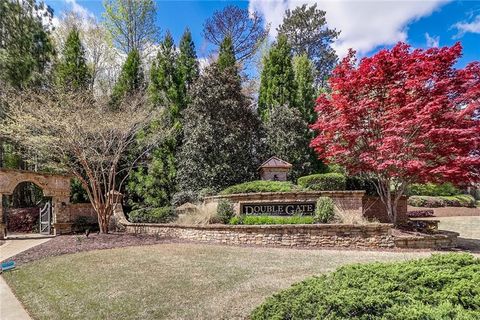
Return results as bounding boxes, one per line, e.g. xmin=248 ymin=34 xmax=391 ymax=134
xmin=2 ymin=233 xmax=176 ymax=266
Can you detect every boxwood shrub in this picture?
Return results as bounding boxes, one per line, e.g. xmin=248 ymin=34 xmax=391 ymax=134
xmin=229 ymin=215 xmax=315 ymax=225
xmin=252 ymin=253 xmax=480 ymax=320
xmin=220 ymin=180 xmax=297 ymax=195
xmin=211 ymin=199 xmax=234 ymax=224
xmin=408 ymin=195 xmax=476 ymax=208
xmin=128 ymin=207 xmax=176 ymax=223
xmin=297 ymin=173 xmax=346 ymax=191
xmin=407 ymin=182 xmax=461 ymax=196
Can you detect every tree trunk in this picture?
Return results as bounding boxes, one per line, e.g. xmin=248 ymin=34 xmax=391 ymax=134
xmin=95 ymin=204 xmax=113 ymax=234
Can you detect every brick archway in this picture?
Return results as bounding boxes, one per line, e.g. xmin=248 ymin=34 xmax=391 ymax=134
xmin=0 ymin=169 xmax=71 ymax=239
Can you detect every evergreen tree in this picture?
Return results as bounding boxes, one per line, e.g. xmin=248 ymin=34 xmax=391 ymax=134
xmin=55 ymin=27 xmax=91 ymax=90
xmin=293 ymin=54 xmax=316 ymax=125
xmin=264 ymin=105 xmax=311 ymax=180
xmin=217 ymin=35 xmax=236 ymax=71
xmin=0 ymin=0 xmax=55 ymax=89
xmin=177 ymin=28 xmax=199 ymax=102
xmin=258 ymin=35 xmax=296 ymax=121
xmin=110 ymin=49 xmax=144 ymax=106
xmin=277 ymin=4 xmax=339 ymax=87
xmin=127 ymin=32 xmax=180 ymax=209
xmin=177 ymin=63 xmax=263 ymax=192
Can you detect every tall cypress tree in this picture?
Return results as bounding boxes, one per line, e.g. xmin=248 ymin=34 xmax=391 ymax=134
xmin=177 ymin=27 xmax=199 ymax=108
xmin=55 ymin=27 xmax=91 ymax=90
xmin=293 ymin=54 xmax=316 ymax=125
xmin=110 ymin=49 xmax=144 ymax=107
xmin=258 ymin=35 xmax=296 ymax=121
xmin=217 ymin=35 xmax=236 ymax=71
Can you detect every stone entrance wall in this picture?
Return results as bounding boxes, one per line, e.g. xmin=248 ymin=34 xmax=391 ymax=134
xmin=0 ymin=169 xmax=72 ymax=239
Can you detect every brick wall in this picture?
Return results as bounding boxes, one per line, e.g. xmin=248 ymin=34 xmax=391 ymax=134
xmin=66 ymin=203 xmax=97 ymax=221
xmin=125 ymin=223 xmax=395 ymax=249
xmin=363 ymin=196 xmax=408 ymax=223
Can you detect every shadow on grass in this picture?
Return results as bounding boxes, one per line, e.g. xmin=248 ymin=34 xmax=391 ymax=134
xmin=455 ymin=237 xmax=480 ymax=253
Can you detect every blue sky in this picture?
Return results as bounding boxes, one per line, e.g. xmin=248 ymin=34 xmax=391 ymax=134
xmin=46 ymin=0 xmax=479 ymax=67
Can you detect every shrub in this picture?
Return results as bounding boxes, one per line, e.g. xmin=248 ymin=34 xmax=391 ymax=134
xmin=314 ymin=197 xmax=335 ymax=223
xmin=229 ymin=215 xmax=315 ymax=225
xmin=326 ymin=163 xmax=346 ymax=174
xmin=128 ymin=207 xmax=176 ymax=223
xmin=71 ymin=216 xmax=99 ymax=233
xmin=212 ymin=199 xmax=234 ymax=224
xmin=407 ymin=182 xmax=461 ymax=196
xmin=297 ymin=173 xmax=346 ymax=191
xmin=408 ymin=195 xmax=476 ymax=208
xmin=407 ymin=210 xmax=435 ymax=218
xmin=251 ymin=254 xmax=480 ymax=320
xmin=346 ymin=176 xmax=378 ymax=196
xmin=6 ymin=208 xmax=39 ymax=233
xmin=197 ymin=187 xmax=216 ymax=200
xmin=220 ymin=180 xmax=296 ymax=195
xmin=171 ymin=191 xmax=198 ymax=207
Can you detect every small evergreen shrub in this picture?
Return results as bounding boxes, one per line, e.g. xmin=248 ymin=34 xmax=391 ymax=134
xmin=408 ymin=195 xmax=475 ymax=208
xmin=197 ymin=187 xmax=216 ymax=200
xmin=212 ymin=199 xmax=234 ymax=224
xmin=229 ymin=215 xmax=315 ymax=225
xmin=220 ymin=180 xmax=296 ymax=195
xmin=346 ymin=176 xmax=378 ymax=196
xmin=297 ymin=173 xmax=346 ymax=191
xmin=407 ymin=182 xmax=461 ymax=196
xmin=314 ymin=197 xmax=335 ymax=223
xmin=171 ymin=191 xmax=198 ymax=207
xmin=128 ymin=207 xmax=176 ymax=223
xmin=252 ymin=254 xmax=480 ymax=320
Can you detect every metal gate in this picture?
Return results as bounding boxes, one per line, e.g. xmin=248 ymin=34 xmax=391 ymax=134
xmin=39 ymin=202 xmax=51 ymax=235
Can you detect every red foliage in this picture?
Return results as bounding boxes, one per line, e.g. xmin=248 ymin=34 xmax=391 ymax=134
xmin=311 ymin=42 xmax=480 ymax=186
xmin=7 ymin=207 xmax=39 ymax=232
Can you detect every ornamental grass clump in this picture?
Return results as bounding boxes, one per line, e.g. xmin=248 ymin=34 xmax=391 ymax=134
xmin=314 ymin=197 xmax=335 ymax=223
xmin=252 ymin=253 xmax=480 ymax=320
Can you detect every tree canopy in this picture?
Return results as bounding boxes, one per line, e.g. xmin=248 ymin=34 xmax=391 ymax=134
xmin=311 ymin=43 xmax=480 ymax=224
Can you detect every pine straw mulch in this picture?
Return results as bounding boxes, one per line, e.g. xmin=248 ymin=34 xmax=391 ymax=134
xmin=2 ymin=233 xmax=175 ymax=266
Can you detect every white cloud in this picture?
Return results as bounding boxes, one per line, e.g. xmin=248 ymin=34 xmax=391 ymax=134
xmin=425 ymin=33 xmax=439 ymax=47
xmin=453 ymin=15 xmax=480 ymax=37
xmin=249 ymin=0 xmax=450 ymax=57
xmin=64 ymin=0 xmax=95 ymax=20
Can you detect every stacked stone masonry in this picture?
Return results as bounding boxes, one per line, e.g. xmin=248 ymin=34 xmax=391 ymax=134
xmin=125 ymin=223 xmax=395 ymax=249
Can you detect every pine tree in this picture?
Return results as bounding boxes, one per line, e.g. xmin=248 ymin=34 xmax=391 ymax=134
xmin=217 ymin=35 xmax=236 ymax=71
xmin=177 ymin=63 xmax=263 ymax=192
xmin=55 ymin=27 xmax=91 ymax=90
xmin=258 ymin=35 xmax=297 ymax=121
xmin=110 ymin=49 xmax=144 ymax=106
xmin=293 ymin=54 xmax=316 ymax=125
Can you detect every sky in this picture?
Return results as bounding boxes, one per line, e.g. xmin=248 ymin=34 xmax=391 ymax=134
xmin=45 ymin=0 xmax=480 ymax=68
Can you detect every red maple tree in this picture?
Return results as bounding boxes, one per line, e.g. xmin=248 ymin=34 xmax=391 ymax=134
xmin=311 ymin=42 xmax=480 ymax=224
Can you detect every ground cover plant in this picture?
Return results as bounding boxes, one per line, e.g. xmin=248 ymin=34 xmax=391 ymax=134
xmin=252 ymin=253 xmax=480 ymax=320
xmin=229 ymin=215 xmax=315 ymax=225
xmin=297 ymin=173 xmax=346 ymax=191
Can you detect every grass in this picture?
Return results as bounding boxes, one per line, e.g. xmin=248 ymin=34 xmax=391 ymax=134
xmin=3 ymin=243 xmax=434 ymax=320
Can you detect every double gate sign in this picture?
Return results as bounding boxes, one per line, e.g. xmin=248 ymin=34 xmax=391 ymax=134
xmin=241 ymin=202 xmax=316 ymax=216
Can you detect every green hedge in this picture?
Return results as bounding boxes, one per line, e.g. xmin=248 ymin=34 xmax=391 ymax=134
xmin=408 ymin=195 xmax=476 ymax=208
xmin=128 ymin=207 xmax=176 ymax=223
xmin=220 ymin=180 xmax=297 ymax=195
xmin=407 ymin=182 xmax=461 ymax=196
xmin=212 ymin=199 xmax=234 ymax=224
xmin=252 ymin=254 xmax=480 ymax=320
xmin=229 ymin=215 xmax=315 ymax=225
xmin=297 ymin=173 xmax=346 ymax=191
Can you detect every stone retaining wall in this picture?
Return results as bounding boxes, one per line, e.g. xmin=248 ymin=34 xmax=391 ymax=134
xmin=394 ymin=230 xmax=459 ymax=249
xmin=124 ymin=223 xmax=395 ymax=249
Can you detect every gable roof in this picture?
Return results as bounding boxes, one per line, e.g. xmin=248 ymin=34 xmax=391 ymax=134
xmin=258 ymin=156 xmax=292 ymax=170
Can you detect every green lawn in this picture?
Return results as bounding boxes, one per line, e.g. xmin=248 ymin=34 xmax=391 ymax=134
xmin=3 ymin=244 xmax=432 ymax=320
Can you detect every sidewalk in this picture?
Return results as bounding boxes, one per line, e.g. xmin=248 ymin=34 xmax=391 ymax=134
xmin=1 ymin=238 xmax=51 ymax=320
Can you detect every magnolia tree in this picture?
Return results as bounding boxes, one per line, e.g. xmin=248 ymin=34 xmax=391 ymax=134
xmin=1 ymin=89 xmax=164 ymax=233
xmin=311 ymin=43 xmax=480 ymax=225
